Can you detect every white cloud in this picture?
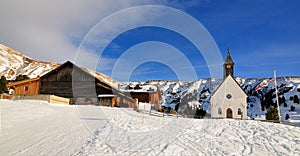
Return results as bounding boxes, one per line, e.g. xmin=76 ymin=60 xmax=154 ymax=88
xmin=0 ymin=0 xmax=216 ymax=81
xmin=0 ymin=0 xmax=159 ymax=63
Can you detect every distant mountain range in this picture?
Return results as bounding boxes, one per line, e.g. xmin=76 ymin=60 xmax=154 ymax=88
xmin=120 ymin=76 xmax=300 ymax=122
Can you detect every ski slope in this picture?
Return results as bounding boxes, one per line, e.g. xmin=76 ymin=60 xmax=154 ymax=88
xmin=1 ymin=100 xmax=300 ymax=155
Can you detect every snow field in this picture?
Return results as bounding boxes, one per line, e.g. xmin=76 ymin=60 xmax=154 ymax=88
xmin=1 ymin=100 xmax=300 ymax=156
xmin=77 ymin=107 xmax=300 ymax=155
xmin=0 ymin=100 xmax=93 ymax=155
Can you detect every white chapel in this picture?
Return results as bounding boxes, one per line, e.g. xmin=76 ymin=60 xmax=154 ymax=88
xmin=210 ymin=49 xmax=247 ymax=119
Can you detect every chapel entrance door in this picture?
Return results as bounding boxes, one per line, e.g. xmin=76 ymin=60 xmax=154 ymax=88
xmin=226 ymin=108 xmax=233 ymax=118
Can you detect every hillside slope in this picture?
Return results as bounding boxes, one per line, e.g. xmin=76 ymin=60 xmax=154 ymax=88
xmin=0 ymin=44 xmax=119 ymax=88
xmin=0 ymin=44 xmax=60 ymax=80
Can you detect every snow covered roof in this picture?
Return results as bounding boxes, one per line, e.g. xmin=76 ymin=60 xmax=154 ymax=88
xmin=121 ymin=84 xmax=158 ymax=93
xmin=98 ymin=94 xmax=115 ymax=98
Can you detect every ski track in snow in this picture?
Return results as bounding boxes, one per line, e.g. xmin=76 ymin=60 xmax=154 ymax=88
xmin=75 ymin=108 xmax=300 ymax=156
xmin=1 ymin=100 xmax=300 ymax=156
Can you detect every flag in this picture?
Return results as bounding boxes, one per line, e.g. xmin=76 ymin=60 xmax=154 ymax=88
xmin=255 ymin=78 xmax=274 ymax=91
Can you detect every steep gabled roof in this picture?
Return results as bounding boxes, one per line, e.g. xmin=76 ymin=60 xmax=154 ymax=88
xmin=211 ymin=74 xmax=247 ymax=98
xmin=7 ymin=77 xmax=40 ymax=87
xmin=41 ymin=60 xmax=113 ymax=89
xmin=40 ymin=60 xmax=72 ymax=79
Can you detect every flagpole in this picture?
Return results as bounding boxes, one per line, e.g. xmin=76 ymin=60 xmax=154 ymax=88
xmin=274 ymin=70 xmax=281 ymax=122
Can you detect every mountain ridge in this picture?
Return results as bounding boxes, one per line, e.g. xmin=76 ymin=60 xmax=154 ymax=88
xmin=0 ymin=44 xmax=60 ymax=80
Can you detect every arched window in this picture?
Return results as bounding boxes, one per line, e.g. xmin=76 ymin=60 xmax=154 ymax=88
xmin=238 ymin=108 xmax=242 ymax=115
xmin=218 ymin=108 xmax=222 ymax=115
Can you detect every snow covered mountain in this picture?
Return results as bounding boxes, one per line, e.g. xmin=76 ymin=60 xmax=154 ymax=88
xmin=120 ymin=77 xmax=300 ymax=122
xmin=0 ymin=44 xmax=60 ymax=80
xmin=0 ymin=44 xmax=119 ymax=88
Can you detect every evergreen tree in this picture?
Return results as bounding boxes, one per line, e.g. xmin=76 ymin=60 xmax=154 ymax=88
xmin=266 ymin=106 xmax=279 ymax=121
xmin=285 ymin=114 xmax=290 ymax=120
xmin=290 ymin=105 xmax=295 ymax=111
xmin=293 ymin=95 xmax=299 ymax=104
xmin=282 ymin=96 xmax=286 ymax=103
xmin=0 ymin=76 xmax=8 ymax=93
xmin=194 ymin=108 xmax=207 ymax=119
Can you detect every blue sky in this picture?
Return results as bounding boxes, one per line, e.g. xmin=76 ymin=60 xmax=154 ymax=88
xmin=1 ymin=0 xmax=299 ymax=81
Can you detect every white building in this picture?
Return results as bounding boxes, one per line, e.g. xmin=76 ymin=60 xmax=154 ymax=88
xmin=210 ymin=50 xmax=247 ymax=119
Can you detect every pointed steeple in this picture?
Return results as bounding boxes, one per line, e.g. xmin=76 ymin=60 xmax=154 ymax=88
xmin=223 ymin=48 xmax=234 ymax=79
xmin=224 ymin=48 xmax=234 ymax=65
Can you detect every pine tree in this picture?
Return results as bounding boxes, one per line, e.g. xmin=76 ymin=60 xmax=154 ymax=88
xmin=285 ymin=114 xmax=290 ymax=120
xmin=0 ymin=76 xmax=8 ymax=93
xmin=282 ymin=96 xmax=286 ymax=103
xmin=266 ymin=106 xmax=279 ymax=121
xmin=290 ymin=105 xmax=295 ymax=111
xmin=293 ymin=95 xmax=299 ymax=104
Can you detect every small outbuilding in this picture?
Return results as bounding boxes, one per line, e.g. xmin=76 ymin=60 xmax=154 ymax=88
xmin=122 ymin=84 xmax=162 ymax=111
xmin=7 ymin=77 xmax=40 ymax=95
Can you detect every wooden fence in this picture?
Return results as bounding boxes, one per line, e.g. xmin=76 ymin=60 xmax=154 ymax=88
xmin=12 ymin=94 xmax=70 ymax=104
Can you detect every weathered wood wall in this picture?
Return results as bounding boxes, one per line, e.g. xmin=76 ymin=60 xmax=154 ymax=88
xmin=40 ymin=62 xmax=102 ymax=98
xmin=129 ymin=89 xmax=162 ymax=111
xmin=39 ymin=61 xmax=136 ymax=108
xmin=7 ymin=79 xmax=40 ymax=95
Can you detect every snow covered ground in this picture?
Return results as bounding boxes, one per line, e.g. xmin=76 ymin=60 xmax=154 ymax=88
xmin=0 ymin=100 xmax=95 ymax=155
xmin=1 ymin=100 xmax=300 ymax=155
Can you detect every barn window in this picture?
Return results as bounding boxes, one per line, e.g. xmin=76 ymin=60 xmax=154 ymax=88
xmin=218 ymin=108 xmax=222 ymax=114
xmin=24 ymin=86 xmax=29 ymax=91
xmin=238 ymin=108 xmax=242 ymax=115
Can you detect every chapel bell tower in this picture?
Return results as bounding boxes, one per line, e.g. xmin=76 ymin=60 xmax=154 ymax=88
xmin=223 ymin=48 xmax=234 ymax=79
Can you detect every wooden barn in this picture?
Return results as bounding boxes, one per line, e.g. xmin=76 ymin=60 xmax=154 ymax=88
xmin=39 ymin=61 xmax=136 ymax=107
xmin=7 ymin=61 xmax=136 ymax=108
xmin=7 ymin=77 xmax=40 ymax=95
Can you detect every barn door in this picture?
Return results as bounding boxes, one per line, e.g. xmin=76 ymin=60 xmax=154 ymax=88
xmin=226 ymin=108 xmax=233 ymax=118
